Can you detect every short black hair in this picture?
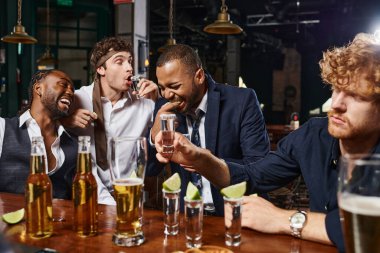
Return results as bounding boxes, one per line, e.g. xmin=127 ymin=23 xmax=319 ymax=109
xmin=156 ymin=44 xmax=202 ymax=75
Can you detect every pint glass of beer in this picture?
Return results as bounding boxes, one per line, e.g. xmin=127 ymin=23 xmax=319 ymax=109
xmin=109 ymin=136 xmax=147 ymax=247
xmin=338 ymin=154 xmax=380 ymax=253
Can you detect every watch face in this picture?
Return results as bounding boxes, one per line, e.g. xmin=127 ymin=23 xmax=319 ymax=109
xmin=291 ymin=212 xmax=306 ymax=228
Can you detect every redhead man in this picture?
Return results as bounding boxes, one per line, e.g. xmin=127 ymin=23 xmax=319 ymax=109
xmin=154 ymin=33 xmax=380 ymax=252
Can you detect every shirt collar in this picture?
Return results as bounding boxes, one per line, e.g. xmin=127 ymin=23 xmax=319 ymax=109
xmin=19 ymin=110 xmax=34 ymax=127
xmin=19 ymin=109 xmax=71 ymax=138
xmin=331 ymin=136 xmax=380 ymax=163
xmin=195 ymin=91 xmax=208 ymax=116
xmin=99 ymin=88 xmax=134 ymax=106
xmin=330 ymin=138 xmax=340 ymax=167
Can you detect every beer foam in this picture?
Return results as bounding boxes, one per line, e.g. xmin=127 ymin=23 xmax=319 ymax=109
xmin=339 ymin=193 xmax=380 ymax=216
xmin=113 ymin=178 xmax=143 ymax=186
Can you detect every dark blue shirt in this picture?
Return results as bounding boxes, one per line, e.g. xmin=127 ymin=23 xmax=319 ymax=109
xmin=227 ymin=117 xmax=380 ymax=252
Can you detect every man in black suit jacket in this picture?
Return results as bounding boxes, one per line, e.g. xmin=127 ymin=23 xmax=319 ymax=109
xmin=147 ymin=44 xmax=269 ymax=215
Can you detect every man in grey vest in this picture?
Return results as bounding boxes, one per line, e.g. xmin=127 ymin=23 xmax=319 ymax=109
xmin=0 ymin=69 xmax=77 ymax=199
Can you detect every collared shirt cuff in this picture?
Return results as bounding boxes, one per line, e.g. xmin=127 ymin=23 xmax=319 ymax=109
xmin=325 ymin=208 xmax=345 ymax=253
xmin=226 ymin=161 xmax=249 ymax=186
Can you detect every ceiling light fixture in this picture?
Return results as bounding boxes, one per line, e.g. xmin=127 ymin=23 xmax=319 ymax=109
xmin=1 ymin=0 xmax=38 ymax=44
xmin=203 ymin=0 xmax=243 ymax=35
xmin=37 ymin=0 xmax=56 ymax=70
xmin=158 ymin=0 xmax=176 ymax=53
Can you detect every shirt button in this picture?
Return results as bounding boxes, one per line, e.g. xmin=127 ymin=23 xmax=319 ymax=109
xmin=325 ymin=205 xmax=328 ymax=211
xmin=333 ymin=160 xmax=337 ymax=165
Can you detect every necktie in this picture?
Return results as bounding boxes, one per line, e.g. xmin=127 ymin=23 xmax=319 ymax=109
xmin=189 ymin=110 xmax=204 ymax=193
xmin=92 ymin=78 xmax=108 ymax=170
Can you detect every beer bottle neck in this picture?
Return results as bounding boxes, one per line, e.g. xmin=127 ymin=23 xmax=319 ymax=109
xmin=30 ymin=155 xmax=47 ymax=174
xmin=76 ymin=152 xmax=92 ymax=173
xmin=76 ymin=136 xmax=92 ymax=174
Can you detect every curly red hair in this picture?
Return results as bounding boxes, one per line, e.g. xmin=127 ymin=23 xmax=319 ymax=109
xmin=319 ymin=33 xmax=380 ymax=100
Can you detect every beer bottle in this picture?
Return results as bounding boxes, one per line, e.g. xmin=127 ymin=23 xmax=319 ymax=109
xmin=73 ymin=136 xmax=98 ymax=236
xmin=25 ymin=136 xmax=53 ymax=238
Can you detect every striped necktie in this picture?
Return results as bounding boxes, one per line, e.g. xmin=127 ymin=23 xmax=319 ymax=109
xmin=189 ymin=110 xmax=204 ymax=193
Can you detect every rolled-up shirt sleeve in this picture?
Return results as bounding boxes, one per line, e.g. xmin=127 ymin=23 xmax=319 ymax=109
xmin=325 ymin=208 xmax=345 ymax=252
xmin=226 ymin=143 xmax=301 ymax=195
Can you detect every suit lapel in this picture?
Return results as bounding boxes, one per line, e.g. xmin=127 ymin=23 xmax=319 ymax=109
xmin=176 ymin=113 xmax=188 ymax=134
xmin=205 ymin=80 xmax=220 ymax=154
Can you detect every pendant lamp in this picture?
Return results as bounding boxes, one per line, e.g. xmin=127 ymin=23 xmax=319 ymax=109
xmin=37 ymin=0 xmax=57 ymax=70
xmin=203 ymin=0 xmax=243 ymax=35
xmin=158 ymin=0 xmax=176 ymax=53
xmin=1 ymin=0 xmax=38 ymax=44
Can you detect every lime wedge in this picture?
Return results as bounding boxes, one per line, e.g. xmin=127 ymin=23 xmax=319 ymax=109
xmin=163 ymin=173 xmax=181 ymax=192
xmin=220 ymin=181 xmax=247 ymax=198
xmin=130 ymin=170 xmax=137 ymax=178
xmin=2 ymin=208 xmax=25 ymax=224
xmin=186 ymin=182 xmax=201 ymax=200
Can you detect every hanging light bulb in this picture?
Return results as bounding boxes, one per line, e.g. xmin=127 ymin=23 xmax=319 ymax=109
xmin=203 ymin=0 xmax=243 ymax=35
xmin=1 ymin=0 xmax=38 ymax=44
xmin=37 ymin=0 xmax=57 ymax=70
xmin=158 ymin=0 xmax=176 ymax=53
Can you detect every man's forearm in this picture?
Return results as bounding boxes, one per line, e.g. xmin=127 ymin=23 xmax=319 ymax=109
xmin=300 ymin=212 xmax=332 ymax=245
xmin=194 ymin=148 xmax=230 ymax=188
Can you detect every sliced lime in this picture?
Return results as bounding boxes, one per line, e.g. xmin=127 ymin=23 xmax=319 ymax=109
xmin=220 ymin=181 xmax=247 ymax=198
xmin=186 ymin=182 xmax=201 ymax=200
xmin=163 ymin=173 xmax=181 ymax=192
xmin=2 ymin=208 xmax=25 ymax=224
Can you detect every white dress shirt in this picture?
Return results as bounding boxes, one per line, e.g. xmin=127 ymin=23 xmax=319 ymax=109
xmin=71 ymin=83 xmax=155 ymax=205
xmin=0 ymin=110 xmax=68 ymax=175
xmin=185 ymin=92 xmax=214 ymax=205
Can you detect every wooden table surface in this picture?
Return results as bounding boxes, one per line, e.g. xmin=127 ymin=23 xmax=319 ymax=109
xmin=0 ymin=192 xmax=337 ymax=253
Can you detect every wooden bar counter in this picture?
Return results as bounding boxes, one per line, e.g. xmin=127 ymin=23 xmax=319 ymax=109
xmin=0 ymin=193 xmax=337 ymax=253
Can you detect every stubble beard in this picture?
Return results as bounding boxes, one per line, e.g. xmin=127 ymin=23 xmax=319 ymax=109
xmin=41 ymin=92 xmax=69 ymax=120
xmin=327 ymin=110 xmax=367 ymax=140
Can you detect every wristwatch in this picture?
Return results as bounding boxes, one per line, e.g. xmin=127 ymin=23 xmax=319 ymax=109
xmin=289 ymin=210 xmax=307 ymax=238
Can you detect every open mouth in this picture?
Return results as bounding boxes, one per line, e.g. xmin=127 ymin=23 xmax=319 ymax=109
xmin=59 ymin=97 xmax=72 ymax=110
xmin=126 ymin=75 xmax=133 ymax=86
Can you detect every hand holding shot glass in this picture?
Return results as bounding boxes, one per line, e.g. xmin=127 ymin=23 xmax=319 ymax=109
xmin=108 ymin=136 xmax=147 ymax=247
xmin=160 ymin=113 xmax=176 ymax=155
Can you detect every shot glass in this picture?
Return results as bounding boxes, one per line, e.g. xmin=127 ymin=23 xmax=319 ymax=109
xmin=131 ymin=75 xmax=141 ymax=99
xmin=184 ymin=197 xmax=203 ymax=248
xmin=162 ymin=189 xmax=180 ymax=235
xmin=160 ymin=114 xmax=176 ymax=154
xmin=224 ymin=196 xmax=243 ymax=247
